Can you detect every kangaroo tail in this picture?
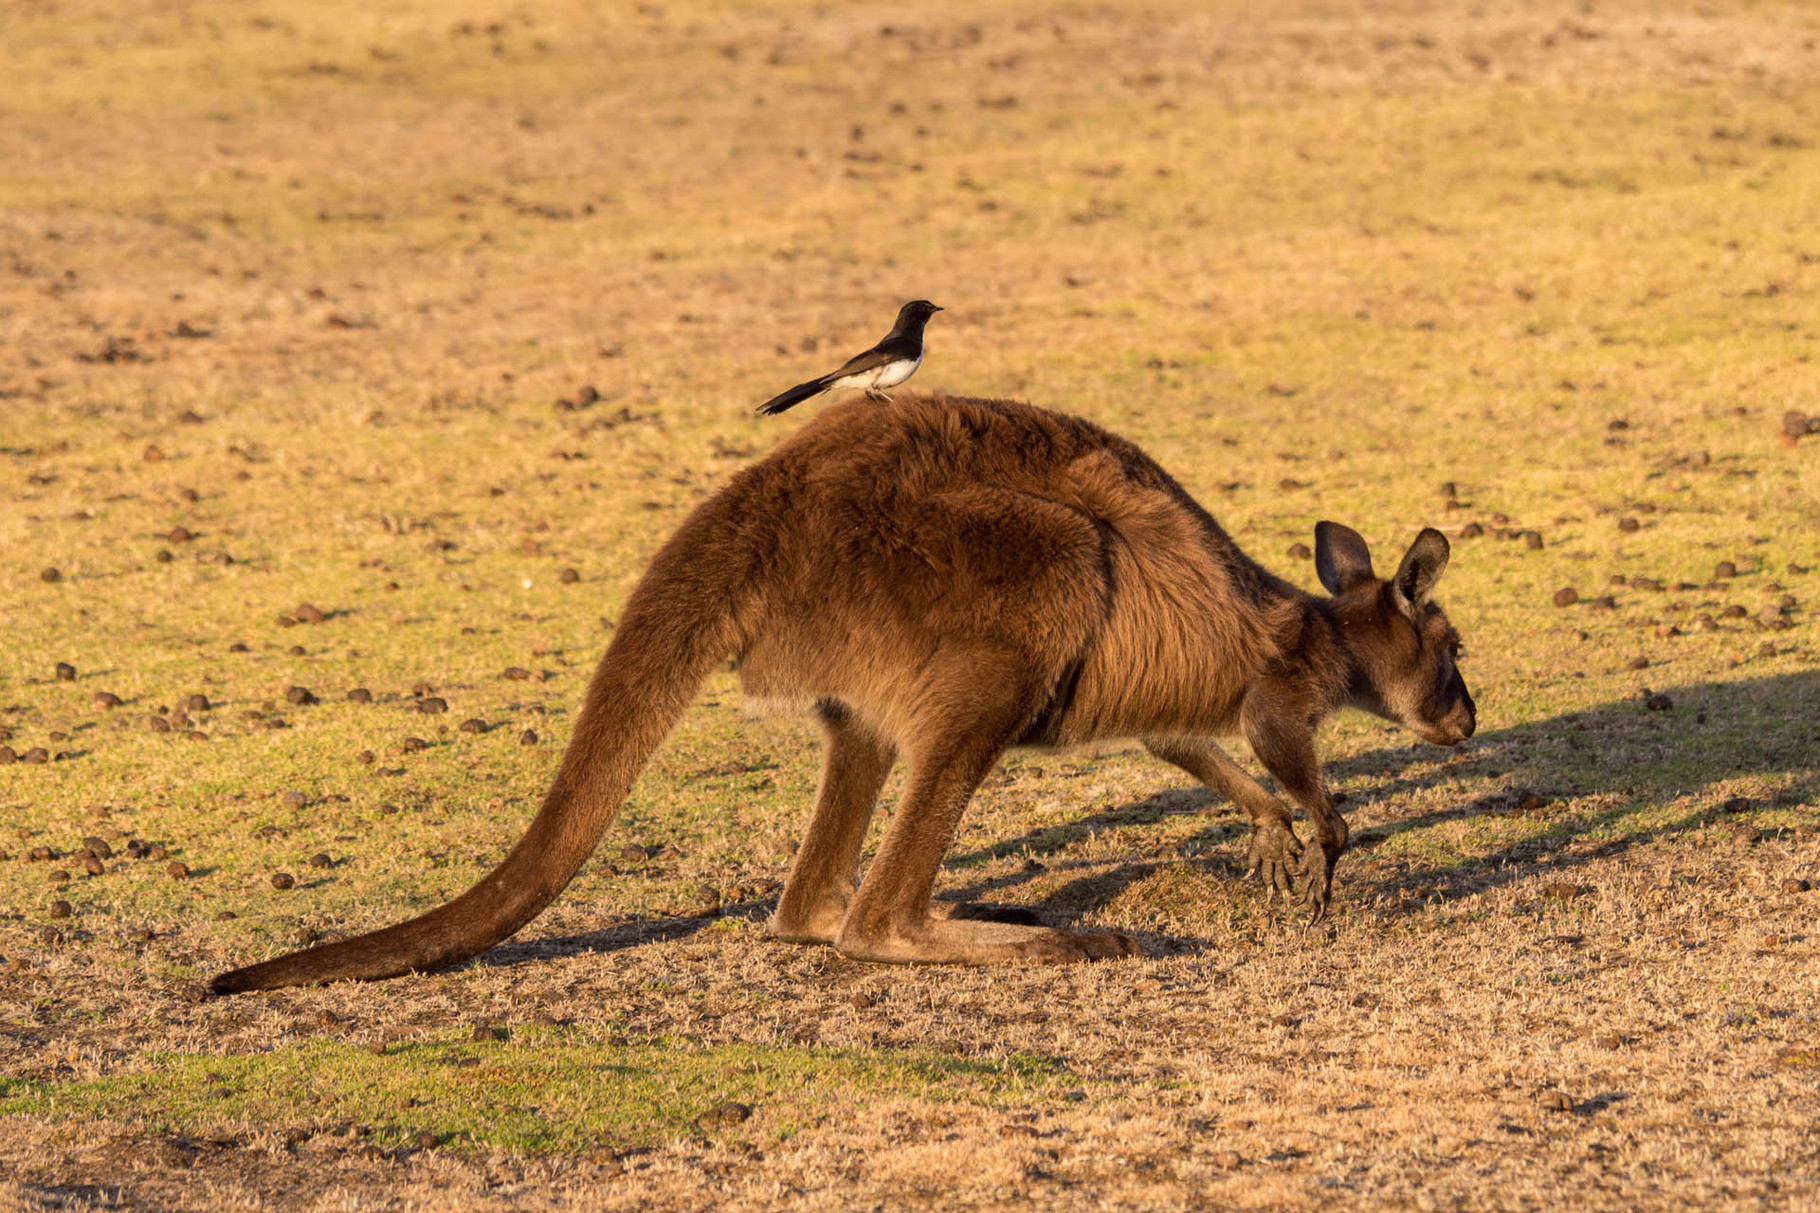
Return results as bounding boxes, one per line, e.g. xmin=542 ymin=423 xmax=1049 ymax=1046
xmin=756 ymin=376 xmax=828 ymax=416
xmin=208 ymin=509 xmax=747 ymax=995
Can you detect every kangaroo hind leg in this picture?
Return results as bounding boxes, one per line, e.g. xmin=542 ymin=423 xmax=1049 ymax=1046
xmin=835 ymin=663 xmax=1145 ymax=965
xmin=770 ymin=701 xmax=896 ymax=945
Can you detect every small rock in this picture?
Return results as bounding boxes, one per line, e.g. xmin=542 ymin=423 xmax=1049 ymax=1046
xmin=156 ymin=549 xmax=174 ymax=563
xmin=1286 ymin=542 xmax=1312 ymax=560
xmin=148 ymin=715 xmax=172 ymax=734
xmin=1589 ymin=595 xmax=1616 ymax=611
xmin=1758 ymin=642 xmax=1779 ymax=658
xmin=1714 ymin=561 xmax=1737 ymax=579
xmin=559 ymin=567 xmax=581 ymax=584
xmin=400 ymin=737 xmax=430 ymax=753
xmin=417 ymin=697 xmax=448 ymax=715
xmin=281 ymin=791 xmax=308 ymax=810
xmin=55 ymin=662 xmax=77 ymax=681
xmin=81 ymin=854 xmax=104 ymax=876
xmin=1782 ymin=878 xmax=1812 ymax=894
xmin=1625 ymin=656 xmax=1649 ymax=671
xmin=23 ymin=747 xmax=50 ymax=764
xmin=215 ymin=910 xmax=237 ymax=921
xmin=1645 ymin=693 xmax=1673 ymax=711
xmin=1617 ymin=517 xmax=1640 ymax=533
xmin=1553 ymin=587 xmax=1578 ymax=608
xmin=1459 ymin=522 xmax=1484 ymax=538
xmin=0 ymin=746 xmax=14 ymax=764
xmin=347 ymin=687 xmax=373 ymax=703
xmin=41 ymin=567 xmax=62 ymax=583
xmin=271 ymin=872 xmax=296 ymax=890
xmin=412 ymin=682 xmax=436 ymax=697
xmin=501 ymin=667 xmax=532 ymax=680
xmin=471 ymin=1024 xmax=507 ymax=1042
xmin=93 ymin=691 xmax=123 ymax=710
xmin=186 ymin=693 xmax=210 ymax=712
xmin=1522 ymin=530 xmax=1544 ymax=550
xmin=1722 ymin=604 xmax=1748 ymax=619
xmin=48 ymin=899 xmax=71 ymax=919
xmin=166 ymin=861 xmax=189 ymax=879
xmin=47 ymin=869 xmax=71 ymax=885
xmin=1537 ymin=1089 xmax=1573 ymax=1112
xmin=308 ymin=852 xmax=332 ymax=868
xmin=84 ymin=836 xmax=113 ymax=859
xmin=519 ymin=729 xmax=538 ymax=746
xmin=704 ymin=1101 xmax=751 ymax=1125
xmin=286 ymin=686 xmax=317 ymax=705
xmin=1516 ymin=791 xmax=1546 ymax=811
xmin=356 ymin=749 xmax=375 ymax=764
xmin=1540 ymin=881 xmax=1581 ymax=902
xmin=414 ymin=1130 xmax=439 ymax=1150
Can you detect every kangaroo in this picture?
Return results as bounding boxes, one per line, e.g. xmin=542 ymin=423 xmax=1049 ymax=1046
xmin=210 ymin=394 xmax=1475 ymax=994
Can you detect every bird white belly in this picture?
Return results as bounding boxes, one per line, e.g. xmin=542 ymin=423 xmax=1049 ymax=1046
xmin=870 ymin=354 xmax=919 ymax=390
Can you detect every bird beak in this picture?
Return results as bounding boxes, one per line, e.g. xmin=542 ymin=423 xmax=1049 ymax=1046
xmin=932 ymin=305 xmax=944 ymax=312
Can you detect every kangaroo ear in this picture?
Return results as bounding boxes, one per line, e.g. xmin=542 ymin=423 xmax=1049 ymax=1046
xmin=1392 ymin=528 xmax=1451 ymax=616
xmin=1314 ymin=521 xmax=1375 ymax=595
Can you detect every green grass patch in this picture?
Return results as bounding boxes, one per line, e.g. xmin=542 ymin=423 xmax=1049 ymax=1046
xmin=0 ymin=1031 xmax=1074 ymax=1153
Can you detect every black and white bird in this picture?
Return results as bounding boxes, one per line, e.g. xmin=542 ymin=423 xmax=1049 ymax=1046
xmin=756 ymin=300 xmax=943 ymax=416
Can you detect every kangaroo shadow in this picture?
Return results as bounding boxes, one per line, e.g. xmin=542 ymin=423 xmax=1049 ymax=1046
xmin=941 ymin=669 xmax=1820 ymax=936
xmin=475 ymin=915 xmax=714 ymax=970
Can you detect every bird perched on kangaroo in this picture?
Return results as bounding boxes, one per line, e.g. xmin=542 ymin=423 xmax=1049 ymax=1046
xmin=211 ymin=394 xmax=1475 ymax=994
xmin=756 ymin=300 xmax=942 ymax=415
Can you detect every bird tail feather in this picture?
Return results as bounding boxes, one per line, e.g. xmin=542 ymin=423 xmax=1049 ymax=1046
xmin=756 ymin=377 xmax=828 ymax=416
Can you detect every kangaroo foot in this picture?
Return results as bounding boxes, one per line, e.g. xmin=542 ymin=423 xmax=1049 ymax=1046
xmin=768 ymin=888 xmax=850 ymax=946
xmin=836 ymin=917 xmax=1145 ymax=966
xmin=930 ymin=901 xmax=1044 ymax=927
xmin=1247 ymin=818 xmax=1303 ymax=902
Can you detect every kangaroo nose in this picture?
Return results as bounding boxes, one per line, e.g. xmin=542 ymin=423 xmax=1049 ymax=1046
xmin=1454 ymin=690 xmax=1477 ymax=741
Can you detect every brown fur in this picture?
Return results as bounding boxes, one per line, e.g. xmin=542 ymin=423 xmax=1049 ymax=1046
xmin=209 ymin=394 xmax=1474 ymax=993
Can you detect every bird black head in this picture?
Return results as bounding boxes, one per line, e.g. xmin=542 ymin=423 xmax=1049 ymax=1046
xmin=894 ymin=300 xmax=943 ymax=329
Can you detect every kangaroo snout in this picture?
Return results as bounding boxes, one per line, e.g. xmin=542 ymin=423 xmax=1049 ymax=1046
xmin=1433 ymin=691 xmax=1477 ymax=745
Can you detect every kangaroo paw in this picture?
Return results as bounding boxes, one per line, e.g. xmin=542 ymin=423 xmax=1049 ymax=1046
xmin=1297 ymin=842 xmax=1339 ymax=923
xmin=1247 ymin=818 xmax=1303 ymax=903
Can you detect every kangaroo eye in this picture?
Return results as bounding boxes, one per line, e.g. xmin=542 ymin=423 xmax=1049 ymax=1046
xmin=1449 ymin=641 xmax=1465 ymax=661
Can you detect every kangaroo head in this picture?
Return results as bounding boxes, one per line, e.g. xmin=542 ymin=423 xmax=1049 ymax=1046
xmin=1313 ymin=521 xmax=1476 ymax=746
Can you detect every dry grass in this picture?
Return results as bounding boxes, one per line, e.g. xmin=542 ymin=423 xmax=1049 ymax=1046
xmin=2 ymin=0 xmax=1818 ymax=1208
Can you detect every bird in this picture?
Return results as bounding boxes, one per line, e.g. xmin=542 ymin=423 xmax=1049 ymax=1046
xmin=757 ymin=300 xmax=943 ymax=416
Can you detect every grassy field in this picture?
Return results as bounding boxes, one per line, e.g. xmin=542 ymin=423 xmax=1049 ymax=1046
xmin=2 ymin=0 xmax=1818 ymax=1208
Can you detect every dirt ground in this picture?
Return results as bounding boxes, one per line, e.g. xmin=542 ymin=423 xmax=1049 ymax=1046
xmin=2 ymin=0 xmax=1818 ymax=1209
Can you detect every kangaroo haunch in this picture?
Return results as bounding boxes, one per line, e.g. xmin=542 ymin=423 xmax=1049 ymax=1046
xmin=210 ymin=394 xmax=1475 ymax=994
